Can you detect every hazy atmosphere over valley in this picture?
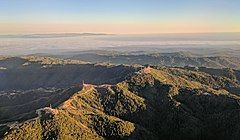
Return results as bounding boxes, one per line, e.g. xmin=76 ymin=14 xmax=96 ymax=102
xmin=0 ymin=1 xmax=240 ymax=140
xmin=0 ymin=33 xmax=240 ymax=56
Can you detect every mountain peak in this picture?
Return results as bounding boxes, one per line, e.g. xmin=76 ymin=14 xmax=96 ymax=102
xmin=2 ymin=66 xmax=240 ymax=140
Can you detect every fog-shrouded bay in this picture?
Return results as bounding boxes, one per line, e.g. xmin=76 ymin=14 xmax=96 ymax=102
xmin=0 ymin=33 xmax=239 ymax=56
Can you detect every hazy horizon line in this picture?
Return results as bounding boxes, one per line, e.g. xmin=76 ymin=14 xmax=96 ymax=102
xmin=1 ymin=31 xmax=240 ymax=36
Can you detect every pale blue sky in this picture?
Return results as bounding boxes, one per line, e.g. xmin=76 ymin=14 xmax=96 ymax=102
xmin=0 ymin=0 xmax=239 ymax=34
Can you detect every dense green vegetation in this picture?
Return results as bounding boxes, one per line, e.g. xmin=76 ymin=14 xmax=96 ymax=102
xmin=2 ymin=66 xmax=240 ymax=139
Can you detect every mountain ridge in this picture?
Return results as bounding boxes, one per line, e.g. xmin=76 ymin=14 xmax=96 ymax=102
xmin=2 ymin=66 xmax=240 ymax=139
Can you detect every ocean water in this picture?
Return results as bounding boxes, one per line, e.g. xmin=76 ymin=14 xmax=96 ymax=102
xmin=0 ymin=33 xmax=239 ymax=56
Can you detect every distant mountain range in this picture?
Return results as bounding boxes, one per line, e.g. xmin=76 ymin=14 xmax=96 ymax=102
xmin=0 ymin=33 xmax=110 ymax=38
xmin=64 ymin=51 xmax=240 ymax=69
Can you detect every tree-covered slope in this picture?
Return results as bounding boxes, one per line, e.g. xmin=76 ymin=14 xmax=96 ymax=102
xmin=3 ymin=67 xmax=240 ymax=140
